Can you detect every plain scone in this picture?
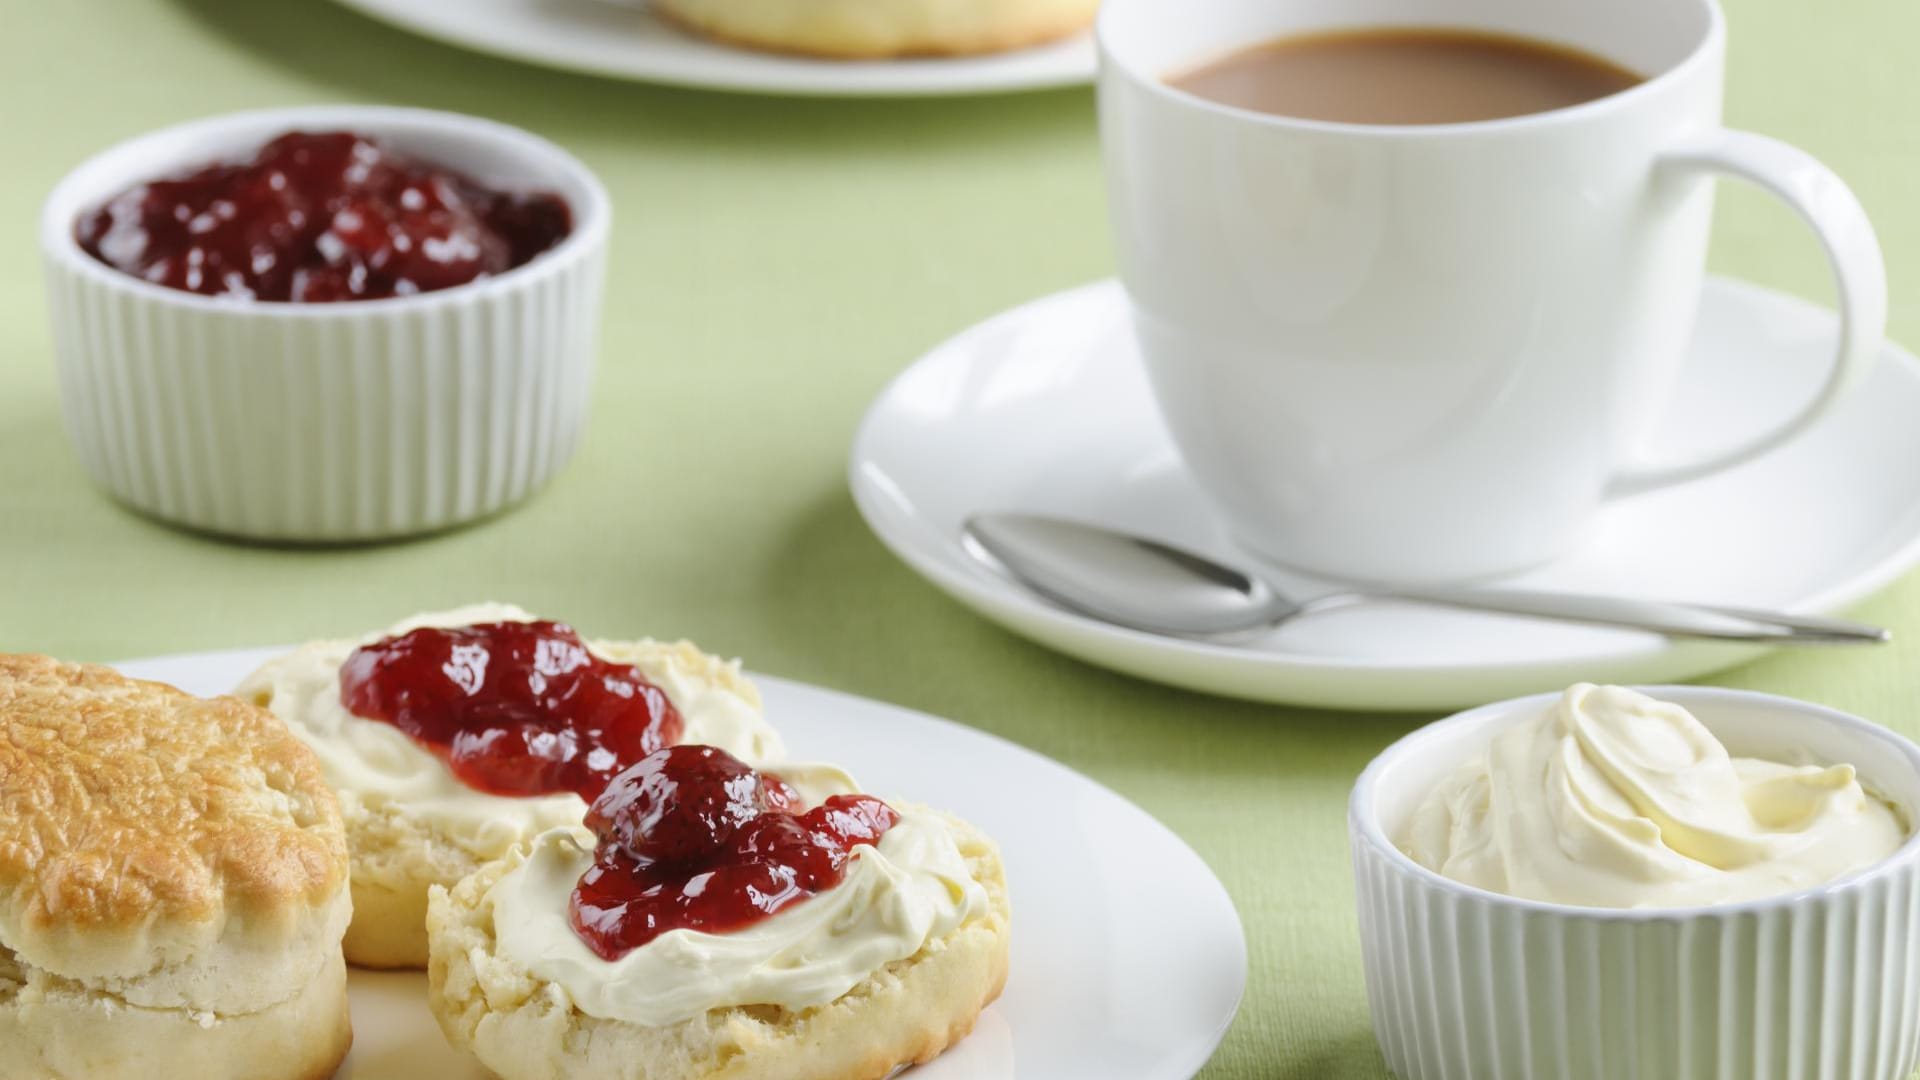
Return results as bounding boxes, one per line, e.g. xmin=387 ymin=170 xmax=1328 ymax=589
xmin=243 ymin=634 xmax=769 ymax=970
xmin=426 ymin=814 xmax=1010 ymax=1080
xmin=652 ymin=0 xmax=1099 ymax=58
xmin=0 ymin=654 xmax=353 ymax=1080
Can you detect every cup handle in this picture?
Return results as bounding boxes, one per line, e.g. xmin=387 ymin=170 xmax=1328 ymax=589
xmin=1607 ymin=129 xmax=1886 ymax=496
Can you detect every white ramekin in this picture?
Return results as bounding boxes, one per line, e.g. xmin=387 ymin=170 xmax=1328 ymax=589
xmin=1350 ymin=687 xmax=1920 ymax=1080
xmin=40 ymin=106 xmax=610 ymax=541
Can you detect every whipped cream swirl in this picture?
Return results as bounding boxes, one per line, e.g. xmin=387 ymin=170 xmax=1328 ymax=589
xmin=1402 ymin=684 xmax=1907 ymax=907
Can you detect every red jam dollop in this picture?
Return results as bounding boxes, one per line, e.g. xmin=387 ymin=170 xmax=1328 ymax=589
xmin=339 ymin=620 xmax=683 ymax=799
xmin=569 ymin=745 xmax=900 ymax=959
xmin=76 ymin=131 xmax=571 ymax=302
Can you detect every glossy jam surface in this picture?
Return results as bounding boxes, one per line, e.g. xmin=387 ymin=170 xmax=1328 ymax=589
xmin=76 ymin=131 xmax=571 ymax=302
xmin=570 ymin=746 xmax=900 ymax=959
xmin=339 ymin=621 xmax=683 ymax=799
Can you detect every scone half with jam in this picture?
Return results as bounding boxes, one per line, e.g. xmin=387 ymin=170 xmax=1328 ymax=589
xmin=427 ymin=746 xmax=1010 ymax=1080
xmin=237 ymin=603 xmax=784 ymax=970
xmin=0 ymin=654 xmax=352 ymax=1080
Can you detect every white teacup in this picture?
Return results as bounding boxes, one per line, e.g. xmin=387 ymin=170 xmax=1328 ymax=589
xmin=1098 ymin=0 xmax=1885 ymax=583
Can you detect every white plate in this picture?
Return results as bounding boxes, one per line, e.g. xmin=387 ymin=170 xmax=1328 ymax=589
xmin=850 ymin=276 xmax=1920 ymax=711
xmin=331 ymin=0 xmax=1095 ymax=97
xmin=113 ymin=649 xmax=1246 ymax=1080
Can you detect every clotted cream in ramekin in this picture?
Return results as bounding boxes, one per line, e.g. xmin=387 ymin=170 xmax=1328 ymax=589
xmin=1350 ymin=685 xmax=1920 ymax=1080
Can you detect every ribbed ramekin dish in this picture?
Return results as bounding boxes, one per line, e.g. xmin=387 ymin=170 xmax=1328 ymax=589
xmin=40 ymin=105 xmax=610 ymax=541
xmin=1350 ymin=686 xmax=1920 ymax=1080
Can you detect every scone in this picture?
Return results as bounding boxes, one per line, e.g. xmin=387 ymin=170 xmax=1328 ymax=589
xmin=0 ymin=654 xmax=352 ymax=1080
xmin=427 ymin=746 xmax=1010 ymax=1080
xmin=237 ymin=603 xmax=785 ymax=970
xmin=652 ymin=0 xmax=1100 ymax=58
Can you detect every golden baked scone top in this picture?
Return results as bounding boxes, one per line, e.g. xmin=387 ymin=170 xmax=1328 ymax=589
xmin=0 ymin=654 xmax=348 ymax=933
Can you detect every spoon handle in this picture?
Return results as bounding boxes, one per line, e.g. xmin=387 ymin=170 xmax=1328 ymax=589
xmin=1375 ymin=586 xmax=1889 ymax=643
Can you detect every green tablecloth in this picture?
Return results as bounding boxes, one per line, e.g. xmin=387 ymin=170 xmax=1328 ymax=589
xmin=2 ymin=3 xmax=1915 ymax=1076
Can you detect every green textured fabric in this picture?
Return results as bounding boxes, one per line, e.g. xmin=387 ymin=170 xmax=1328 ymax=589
xmin=1 ymin=3 xmax=1915 ymax=1076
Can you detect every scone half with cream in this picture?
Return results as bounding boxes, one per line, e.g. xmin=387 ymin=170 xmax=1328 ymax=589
xmin=238 ymin=603 xmax=784 ymax=969
xmin=427 ymin=746 xmax=1010 ymax=1080
xmin=0 ymin=654 xmax=352 ymax=1080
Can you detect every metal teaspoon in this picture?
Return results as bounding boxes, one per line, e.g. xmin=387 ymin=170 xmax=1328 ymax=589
xmin=961 ymin=513 xmax=1889 ymax=645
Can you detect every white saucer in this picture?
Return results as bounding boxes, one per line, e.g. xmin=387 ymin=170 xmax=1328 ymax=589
xmin=114 ymin=649 xmax=1246 ymax=1080
xmin=850 ymin=277 xmax=1920 ymax=711
xmin=332 ymin=0 xmax=1095 ymax=97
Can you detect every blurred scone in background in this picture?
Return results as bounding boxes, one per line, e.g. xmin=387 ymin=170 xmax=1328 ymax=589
xmin=654 ymin=0 xmax=1102 ymax=58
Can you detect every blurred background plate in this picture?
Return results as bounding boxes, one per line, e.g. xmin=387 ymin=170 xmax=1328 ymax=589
xmin=331 ymin=0 xmax=1097 ymax=97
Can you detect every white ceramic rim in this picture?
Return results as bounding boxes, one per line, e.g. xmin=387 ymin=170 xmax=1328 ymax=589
xmin=1096 ymin=0 xmax=1725 ymax=139
xmin=39 ymin=104 xmax=612 ymax=317
xmin=1350 ymin=685 xmax=1920 ymax=918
